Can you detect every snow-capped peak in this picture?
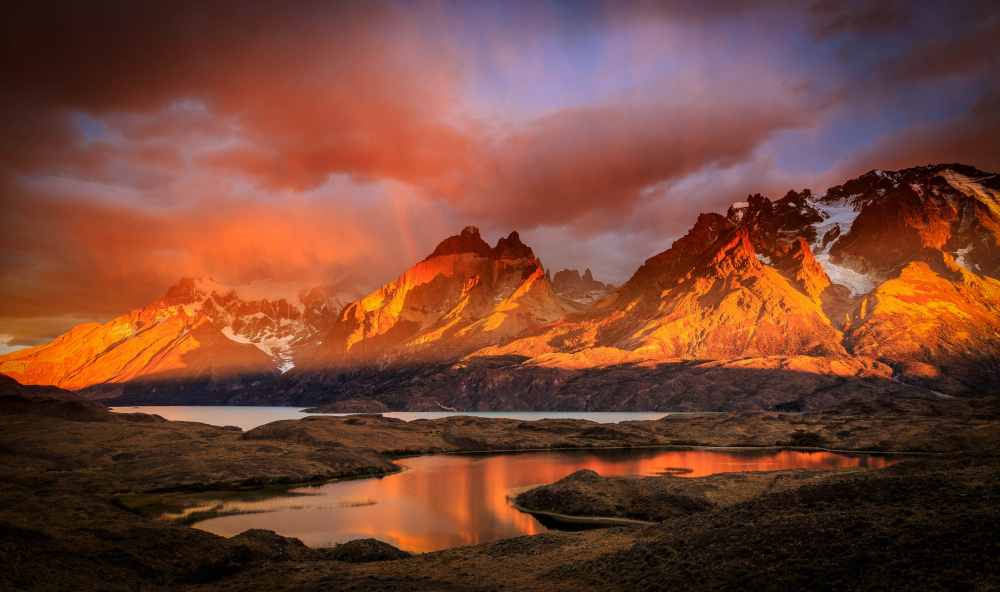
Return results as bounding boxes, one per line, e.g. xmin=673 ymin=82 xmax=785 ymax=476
xmin=163 ymin=276 xmax=369 ymax=373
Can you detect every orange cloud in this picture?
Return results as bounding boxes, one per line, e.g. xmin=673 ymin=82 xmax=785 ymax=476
xmin=0 ymin=174 xmax=457 ymax=344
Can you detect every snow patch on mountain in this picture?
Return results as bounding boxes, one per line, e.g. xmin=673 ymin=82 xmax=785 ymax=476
xmin=808 ymin=195 xmax=878 ymax=296
xmin=222 ymin=326 xmax=300 ymax=373
xmin=814 ymin=254 xmax=878 ymax=296
xmin=810 ymin=198 xmax=860 ymax=245
xmin=729 ymin=201 xmax=749 ymax=222
xmin=173 ymin=276 xmax=369 ymax=373
xmin=220 ymin=326 xmax=251 ymax=344
xmin=954 ymin=246 xmax=973 ymax=271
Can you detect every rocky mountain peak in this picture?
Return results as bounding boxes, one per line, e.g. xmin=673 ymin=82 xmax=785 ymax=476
xmin=630 ymin=213 xmax=735 ymax=287
xmin=0 ymin=275 xmax=367 ymax=400
xmin=823 ymin=163 xmax=1000 ymax=282
xmin=162 ymin=277 xmax=215 ymax=305
xmin=550 ymin=268 xmax=615 ymax=304
xmin=702 ymin=227 xmax=760 ymax=275
xmin=8 ymin=163 xmax=1000 ymax=410
xmin=303 ymin=224 xmax=576 ymax=369
xmin=424 ymin=226 xmax=493 ymax=260
xmin=771 ymin=237 xmax=832 ymax=302
xmin=493 ymin=231 xmax=534 ymax=259
xmin=424 ymin=227 xmax=537 ymax=262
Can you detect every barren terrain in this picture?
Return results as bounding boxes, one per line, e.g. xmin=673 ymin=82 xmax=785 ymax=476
xmin=2 ymin=377 xmax=997 ymax=591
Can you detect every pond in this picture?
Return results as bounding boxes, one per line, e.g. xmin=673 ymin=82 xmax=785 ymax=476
xmin=179 ymin=447 xmax=911 ymax=552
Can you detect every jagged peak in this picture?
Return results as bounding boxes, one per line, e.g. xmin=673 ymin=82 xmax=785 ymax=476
xmin=853 ymin=163 xmax=990 ymax=181
xmin=424 ymin=227 xmax=536 ymax=262
xmin=424 ymin=226 xmax=493 ymax=260
xmin=824 ymin=163 xmax=996 ymax=203
xmin=643 ymin=213 xmax=734 ymax=268
xmin=620 ymin=213 xmax=738 ymax=293
xmin=673 ymin=213 xmax=738 ymax=253
xmin=161 ymin=277 xmax=334 ymax=310
xmin=553 ymin=268 xmax=582 ymax=283
xmin=709 ymin=226 xmax=758 ymax=266
xmin=691 ymin=212 xmax=733 ymax=232
xmin=729 ymin=190 xmax=816 ymax=223
xmin=163 ymin=277 xmax=217 ymax=304
xmin=494 ymin=231 xmax=534 ymax=259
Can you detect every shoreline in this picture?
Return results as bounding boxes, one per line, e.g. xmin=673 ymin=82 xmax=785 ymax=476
xmin=510 ymin=500 xmax=657 ymax=527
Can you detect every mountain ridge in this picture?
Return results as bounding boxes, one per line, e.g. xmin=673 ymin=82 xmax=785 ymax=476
xmin=3 ymin=163 xmax=998 ymax=410
xmin=297 ymin=163 xmax=1000 ymax=410
xmin=0 ymin=277 xmax=366 ymax=403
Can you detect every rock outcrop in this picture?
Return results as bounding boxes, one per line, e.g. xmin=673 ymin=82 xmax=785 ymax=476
xmin=549 ymin=268 xmax=615 ymax=304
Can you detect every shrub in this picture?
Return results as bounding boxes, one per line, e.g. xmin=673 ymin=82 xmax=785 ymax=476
xmin=779 ymin=430 xmax=826 ymax=447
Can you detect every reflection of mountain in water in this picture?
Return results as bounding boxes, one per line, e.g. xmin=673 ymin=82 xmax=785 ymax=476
xmin=186 ymin=448 xmax=909 ymax=552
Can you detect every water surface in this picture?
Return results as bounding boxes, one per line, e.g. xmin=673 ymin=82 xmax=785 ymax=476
xmin=189 ymin=447 xmax=910 ymax=552
xmin=109 ymin=406 xmax=675 ymax=430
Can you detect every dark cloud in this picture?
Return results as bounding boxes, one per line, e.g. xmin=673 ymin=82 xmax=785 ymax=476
xmin=837 ymin=89 xmax=1000 ymax=176
xmin=597 ymin=0 xmax=786 ymax=25
xmin=875 ymin=15 xmax=1000 ymax=83
xmin=806 ymin=0 xmax=914 ymax=41
xmin=0 ymin=0 xmax=471 ymax=188
xmin=446 ymin=100 xmax=806 ymax=230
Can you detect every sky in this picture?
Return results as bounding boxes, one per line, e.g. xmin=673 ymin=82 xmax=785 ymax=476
xmin=1 ymin=0 xmax=999 ymax=353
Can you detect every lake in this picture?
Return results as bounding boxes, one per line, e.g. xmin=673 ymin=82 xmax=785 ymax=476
xmin=109 ymin=406 xmax=677 ymax=430
xmin=181 ymin=447 xmax=912 ymax=552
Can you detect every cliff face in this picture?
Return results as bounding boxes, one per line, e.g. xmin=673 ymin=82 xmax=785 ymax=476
xmin=717 ymin=166 xmax=1000 ymax=395
xmin=845 ymin=253 xmax=1000 ymax=395
xmin=825 ymin=165 xmax=1000 ymax=282
xmin=549 ymin=268 xmax=614 ymax=304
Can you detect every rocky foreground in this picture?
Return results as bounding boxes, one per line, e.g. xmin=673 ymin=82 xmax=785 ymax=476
xmin=1 ymin=377 xmax=998 ymax=591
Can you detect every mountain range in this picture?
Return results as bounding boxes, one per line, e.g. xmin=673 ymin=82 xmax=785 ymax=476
xmin=0 ymin=276 xmax=368 ymax=403
xmin=2 ymin=163 xmax=998 ymax=410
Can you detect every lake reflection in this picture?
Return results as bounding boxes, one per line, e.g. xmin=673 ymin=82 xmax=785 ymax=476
xmin=191 ymin=448 xmax=910 ymax=552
